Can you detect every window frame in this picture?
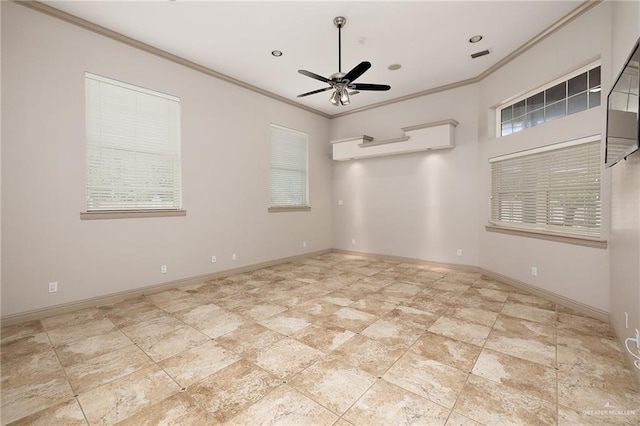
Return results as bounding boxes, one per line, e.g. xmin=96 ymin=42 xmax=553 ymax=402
xmin=82 ymin=72 xmax=184 ymax=219
xmin=268 ymin=124 xmax=310 ymax=212
xmin=488 ymin=135 xmax=604 ymax=245
xmin=496 ymin=61 xmax=601 ymax=137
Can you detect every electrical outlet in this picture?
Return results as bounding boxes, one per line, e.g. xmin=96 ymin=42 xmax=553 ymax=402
xmin=531 ymin=266 xmax=537 ymax=276
xmin=351 ymin=239 xmax=356 ymax=246
xmin=48 ymin=282 xmax=58 ymax=293
xmin=161 ymin=265 xmax=167 ymax=274
xmin=456 ymin=249 xmax=463 ymax=257
xmin=211 ymin=256 xmax=217 ymax=263
xmin=232 ymin=253 xmax=237 ymax=261
xmin=338 ymin=200 xmax=343 ymax=206
xmin=636 ymin=329 xmax=640 ymax=350
xmin=302 ymin=241 xmax=307 ymax=248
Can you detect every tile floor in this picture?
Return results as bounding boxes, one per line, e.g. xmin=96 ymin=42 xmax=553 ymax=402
xmin=1 ymin=253 xmax=639 ymax=425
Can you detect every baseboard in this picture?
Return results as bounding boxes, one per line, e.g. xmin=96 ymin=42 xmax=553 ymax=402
xmin=1 ymin=247 xmax=610 ymax=327
xmin=331 ymin=249 xmax=481 ymax=273
xmin=332 ymin=248 xmax=610 ymax=322
xmin=479 ymin=268 xmax=610 ymax=323
xmin=0 ymin=249 xmax=331 ymax=327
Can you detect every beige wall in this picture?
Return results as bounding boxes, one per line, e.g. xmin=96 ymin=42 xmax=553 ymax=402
xmin=330 ymin=84 xmax=480 ymax=266
xmin=0 ymin=2 xmax=332 ymax=316
xmin=477 ymin=3 xmax=612 ymax=311
xmin=330 ymin=3 xmax=613 ymax=312
xmin=609 ymin=0 xmax=640 ymax=384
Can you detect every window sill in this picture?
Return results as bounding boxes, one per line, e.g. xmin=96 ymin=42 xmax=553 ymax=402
xmin=485 ymin=225 xmax=606 ymax=249
xmin=80 ymin=210 xmax=187 ymax=220
xmin=268 ymin=206 xmax=311 ymax=213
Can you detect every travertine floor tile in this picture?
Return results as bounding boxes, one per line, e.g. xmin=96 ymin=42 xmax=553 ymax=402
xmin=428 ymin=316 xmax=492 ymax=347
xmin=361 ymin=317 xmax=424 ymax=347
xmin=455 ymin=374 xmax=556 ymax=425
xmin=333 ymin=335 xmax=406 ymax=376
xmin=410 ymin=332 xmax=481 ymax=372
xmin=445 ymin=306 xmax=499 ymax=328
xmin=485 ymin=315 xmax=556 ymax=367
xmin=4 ymin=253 xmax=640 ymax=425
xmin=55 ymin=330 xmax=132 ymax=366
xmin=445 ymin=411 xmax=482 ymax=426
xmin=325 ymin=307 xmax=378 ymax=332
xmin=41 ymin=308 xmax=105 ymax=330
xmin=289 ymin=356 xmax=376 ymax=415
xmin=385 ymin=305 xmax=437 ymax=329
xmin=384 ymin=351 xmax=468 ymax=408
xmin=259 ymin=312 xmax=312 ymax=335
xmin=1 ymin=371 xmax=75 ymax=425
xmin=115 ymin=392 xmax=211 ymax=425
xmin=344 ymin=379 xmax=450 ymax=425
xmin=215 ymin=321 xmax=283 ymax=356
xmin=501 ymin=301 xmax=557 ymax=324
xmin=8 ymin=398 xmax=87 ymax=426
xmin=120 ymin=315 xmax=183 ymax=343
xmin=189 ymin=359 xmax=280 ymax=423
xmin=248 ymin=337 xmax=324 ymax=379
xmin=46 ymin=318 xmax=116 ymax=346
xmin=1 ymin=332 xmax=52 ymax=363
xmin=1 ymin=320 xmax=45 ymax=345
xmin=65 ymin=345 xmax=153 ymax=393
xmin=471 ymin=348 xmax=556 ymax=403
xmin=227 ymin=385 xmax=339 ymax=425
xmin=291 ymin=322 xmax=355 ymax=352
xmin=159 ymin=340 xmax=239 ymax=387
xmin=135 ymin=324 xmax=209 ymax=362
xmin=558 ymin=403 xmax=640 ymax=425
xmin=77 ymin=365 xmax=179 ymax=426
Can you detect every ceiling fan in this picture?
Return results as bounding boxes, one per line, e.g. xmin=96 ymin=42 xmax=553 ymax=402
xmin=297 ymin=16 xmax=391 ymax=106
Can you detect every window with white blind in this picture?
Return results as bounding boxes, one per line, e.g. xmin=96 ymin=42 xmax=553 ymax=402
xmin=269 ymin=124 xmax=309 ymax=211
xmin=84 ymin=73 xmax=182 ymax=213
xmin=489 ymin=135 xmax=601 ymax=238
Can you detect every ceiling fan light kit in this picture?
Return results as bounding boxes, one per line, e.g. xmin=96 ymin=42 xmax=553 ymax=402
xmin=297 ymin=16 xmax=391 ymax=106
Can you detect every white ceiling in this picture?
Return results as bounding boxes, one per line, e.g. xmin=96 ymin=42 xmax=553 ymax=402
xmin=44 ymin=0 xmax=581 ymax=116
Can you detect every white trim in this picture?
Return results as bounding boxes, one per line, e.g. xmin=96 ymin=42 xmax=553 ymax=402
xmin=496 ymin=59 xmax=601 ymax=112
xmin=489 ymin=134 xmax=601 ymax=162
xmin=84 ymin=72 xmax=180 ymax=102
xmin=495 ymin=59 xmax=601 ymax=137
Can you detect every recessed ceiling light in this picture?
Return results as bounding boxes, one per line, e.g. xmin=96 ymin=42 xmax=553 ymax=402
xmin=388 ymin=64 xmax=402 ymax=71
xmin=271 ymin=50 xmax=283 ymax=57
xmin=469 ymin=35 xmax=483 ymax=43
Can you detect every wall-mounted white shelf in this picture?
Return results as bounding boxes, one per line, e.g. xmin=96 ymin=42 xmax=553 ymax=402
xmin=330 ymin=119 xmax=458 ymax=161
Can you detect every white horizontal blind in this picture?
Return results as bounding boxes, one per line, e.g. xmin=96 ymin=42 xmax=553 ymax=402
xmin=490 ymin=136 xmax=601 ymax=237
xmin=85 ymin=73 xmax=181 ymax=211
xmin=270 ymin=124 xmax=308 ymax=207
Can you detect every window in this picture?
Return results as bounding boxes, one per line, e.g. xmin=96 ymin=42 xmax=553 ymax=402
xmin=269 ymin=124 xmax=309 ymax=210
xmin=490 ymin=136 xmax=601 ymax=238
xmin=85 ymin=73 xmax=182 ymax=212
xmin=499 ymin=64 xmax=601 ymax=137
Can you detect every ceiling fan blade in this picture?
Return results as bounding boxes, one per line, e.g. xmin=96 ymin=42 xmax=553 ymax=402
xmin=298 ymin=70 xmax=331 ymax=83
xmin=343 ymin=61 xmax=371 ymax=83
xmin=297 ymin=87 xmax=333 ymax=98
xmin=352 ymin=83 xmax=391 ymax=91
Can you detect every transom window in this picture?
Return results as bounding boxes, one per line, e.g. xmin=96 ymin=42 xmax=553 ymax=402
xmin=85 ymin=73 xmax=182 ymax=212
xmin=490 ymin=135 xmax=601 ymax=238
xmin=499 ymin=64 xmax=601 ymax=137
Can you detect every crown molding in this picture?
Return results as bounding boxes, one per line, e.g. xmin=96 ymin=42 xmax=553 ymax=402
xmin=14 ymin=0 xmax=601 ymax=120
xmin=12 ymin=0 xmax=331 ymax=119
